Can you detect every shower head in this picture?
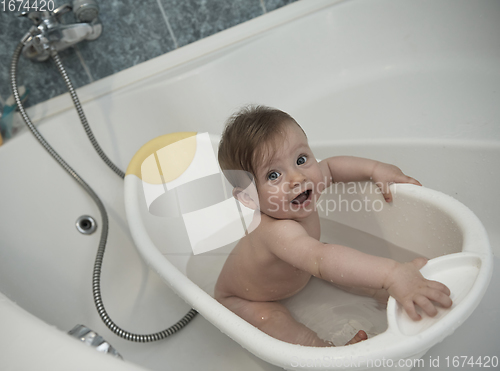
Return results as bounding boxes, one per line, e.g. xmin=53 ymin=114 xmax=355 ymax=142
xmin=72 ymin=0 xmax=99 ymax=22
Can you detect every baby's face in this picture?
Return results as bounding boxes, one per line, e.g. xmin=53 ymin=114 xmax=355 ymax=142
xmin=254 ymin=122 xmax=325 ymax=221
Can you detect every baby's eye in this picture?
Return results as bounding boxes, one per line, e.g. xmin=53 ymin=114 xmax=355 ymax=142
xmin=267 ymin=171 xmax=280 ymax=181
xmin=297 ymin=155 xmax=307 ymax=165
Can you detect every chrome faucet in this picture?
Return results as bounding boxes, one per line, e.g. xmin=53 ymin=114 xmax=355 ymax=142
xmin=19 ymin=0 xmax=102 ymax=62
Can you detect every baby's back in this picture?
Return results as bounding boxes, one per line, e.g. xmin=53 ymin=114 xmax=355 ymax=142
xmin=214 ymin=215 xmax=312 ymax=302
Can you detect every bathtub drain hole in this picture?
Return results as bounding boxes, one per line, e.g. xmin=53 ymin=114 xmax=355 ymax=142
xmin=76 ymin=215 xmax=97 ymax=235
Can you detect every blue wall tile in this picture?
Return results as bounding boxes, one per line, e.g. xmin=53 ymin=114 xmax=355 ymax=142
xmin=76 ymin=0 xmax=176 ymax=82
xmin=160 ymin=0 xmax=264 ymax=48
xmin=0 ymin=0 xmax=299 ymax=129
xmin=264 ymin=0 xmax=297 ymax=12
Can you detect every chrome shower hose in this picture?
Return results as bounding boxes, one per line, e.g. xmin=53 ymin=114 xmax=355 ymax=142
xmin=11 ymin=40 xmax=197 ymax=342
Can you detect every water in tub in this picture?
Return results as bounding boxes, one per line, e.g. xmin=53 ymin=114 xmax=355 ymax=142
xmin=186 ymin=218 xmax=424 ymax=346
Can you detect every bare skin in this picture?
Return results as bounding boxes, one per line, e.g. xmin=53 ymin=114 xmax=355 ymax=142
xmin=215 ymin=211 xmax=368 ymax=346
xmin=215 ymin=122 xmax=452 ymax=347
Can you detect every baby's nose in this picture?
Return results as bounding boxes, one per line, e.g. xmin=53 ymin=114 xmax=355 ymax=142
xmin=288 ymin=171 xmax=306 ymax=187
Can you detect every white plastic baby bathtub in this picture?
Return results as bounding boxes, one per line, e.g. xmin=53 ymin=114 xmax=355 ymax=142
xmin=123 ymin=133 xmax=492 ymax=370
xmin=1 ymin=0 xmax=499 ymax=370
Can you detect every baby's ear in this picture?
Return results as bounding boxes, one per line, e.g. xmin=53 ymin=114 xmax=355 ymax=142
xmin=233 ymin=187 xmax=259 ymax=210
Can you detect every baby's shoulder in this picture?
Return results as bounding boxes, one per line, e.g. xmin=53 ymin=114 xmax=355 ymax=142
xmin=255 ymin=215 xmax=308 ymax=240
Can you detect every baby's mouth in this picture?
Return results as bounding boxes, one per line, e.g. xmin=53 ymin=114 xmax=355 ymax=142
xmin=291 ymin=190 xmax=311 ymax=205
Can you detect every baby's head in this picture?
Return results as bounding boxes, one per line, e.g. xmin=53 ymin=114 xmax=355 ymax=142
xmin=218 ymin=105 xmax=305 ymax=187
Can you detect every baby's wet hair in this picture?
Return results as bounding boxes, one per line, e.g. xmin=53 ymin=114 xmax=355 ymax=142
xmin=218 ymin=105 xmax=305 ymax=188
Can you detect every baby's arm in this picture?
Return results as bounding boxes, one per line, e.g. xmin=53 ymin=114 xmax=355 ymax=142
xmin=269 ymin=220 xmax=452 ymax=321
xmin=319 ymin=156 xmax=421 ymax=202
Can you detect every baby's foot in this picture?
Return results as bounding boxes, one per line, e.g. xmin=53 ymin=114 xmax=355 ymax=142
xmin=345 ymin=330 xmax=368 ymax=345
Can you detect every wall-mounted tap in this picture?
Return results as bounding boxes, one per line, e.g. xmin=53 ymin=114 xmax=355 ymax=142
xmin=19 ymin=0 xmax=102 ymax=62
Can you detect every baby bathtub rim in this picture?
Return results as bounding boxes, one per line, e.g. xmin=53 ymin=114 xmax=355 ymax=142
xmin=124 ymin=176 xmax=493 ymax=369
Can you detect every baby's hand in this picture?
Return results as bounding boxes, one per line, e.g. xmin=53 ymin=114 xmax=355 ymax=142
xmin=384 ymin=258 xmax=452 ymax=320
xmin=371 ymin=162 xmax=421 ymax=202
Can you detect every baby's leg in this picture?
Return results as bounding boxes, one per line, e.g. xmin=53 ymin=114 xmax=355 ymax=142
xmin=219 ymin=296 xmax=366 ymax=347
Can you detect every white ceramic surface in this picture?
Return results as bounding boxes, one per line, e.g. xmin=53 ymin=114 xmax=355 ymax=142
xmin=1 ymin=0 xmax=498 ymax=370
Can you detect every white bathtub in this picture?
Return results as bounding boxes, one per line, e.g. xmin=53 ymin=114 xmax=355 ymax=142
xmin=1 ymin=0 xmax=499 ymax=370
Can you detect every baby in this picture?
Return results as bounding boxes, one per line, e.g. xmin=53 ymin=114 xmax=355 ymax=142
xmin=214 ymin=106 xmax=452 ymax=347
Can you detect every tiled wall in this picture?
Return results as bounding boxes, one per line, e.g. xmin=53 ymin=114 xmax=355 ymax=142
xmin=0 ymin=0 xmax=297 ymax=140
